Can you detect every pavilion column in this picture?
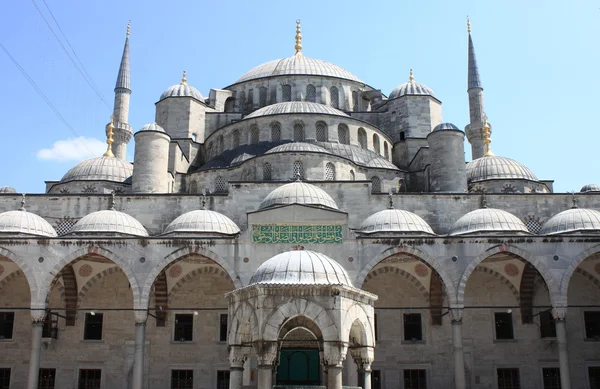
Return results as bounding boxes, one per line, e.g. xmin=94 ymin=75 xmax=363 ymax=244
xmin=255 ymin=341 xmax=278 ymax=389
xmin=324 ymin=342 xmax=348 ymax=389
xmin=351 ymin=346 xmax=374 ymax=389
xmin=132 ymin=312 xmax=147 ymax=389
xmin=553 ymin=307 xmax=572 ymax=389
xmin=451 ymin=308 xmax=466 ymax=389
xmin=229 ymin=346 xmax=250 ymax=389
xmin=26 ymin=312 xmax=45 ymax=389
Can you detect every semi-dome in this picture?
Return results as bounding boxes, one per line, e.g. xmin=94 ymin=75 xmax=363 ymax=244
xmin=259 ymin=181 xmax=338 ymax=210
xmin=433 ymin=123 xmax=460 ymax=132
xmin=159 ymin=72 xmax=204 ymax=102
xmin=71 ymin=209 xmax=148 ymax=237
xmin=466 ymin=155 xmax=538 ymax=183
xmin=389 ymin=71 xmax=435 ymax=99
xmin=136 ymin=122 xmax=166 ymax=134
xmin=245 ymin=101 xmax=349 ymax=119
xmin=249 ymin=250 xmax=352 ymax=286
xmin=580 ymin=184 xmax=600 ymax=193
xmin=234 ymin=56 xmax=363 ymax=85
xmin=60 ymin=156 xmax=133 ymax=184
xmin=0 ymin=187 xmax=16 ymax=193
xmin=449 ymin=208 xmax=529 ymax=235
xmin=359 ymin=209 xmax=435 ymax=235
xmin=164 ymin=209 xmax=240 ymax=235
xmin=0 ymin=210 xmax=57 ymax=237
xmin=540 ymin=208 xmax=600 ymax=235
xmin=266 ymin=142 xmax=330 ymax=154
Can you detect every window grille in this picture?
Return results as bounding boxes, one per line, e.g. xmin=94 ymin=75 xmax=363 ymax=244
xmin=497 ymin=368 xmax=521 ymax=389
xmin=217 ymin=371 xmax=230 ymax=389
xmin=0 ymin=368 xmax=9 ymax=389
xmin=232 ymin=131 xmax=240 ymax=148
xmin=373 ymin=134 xmax=380 ymax=154
xmin=588 ymin=367 xmax=600 ymax=389
xmin=358 ymin=128 xmax=367 ymax=149
xmin=39 ymin=368 xmax=56 ymax=389
xmin=403 ymin=313 xmax=423 ymax=341
xmin=495 ymin=312 xmax=514 ymax=340
xmin=542 ymin=368 xmax=561 ymax=389
xmin=271 ymin=123 xmax=281 ymax=142
xmin=338 ymin=124 xmax=349 ymax=144
xmin=293 ymin=161 xmax=304 ymax=180
xmin=306 ymin=84 xmax=316 ymax=102
xmin=247 ymin=89 xmax=253 ymax=108
xmin=293 ymin=124 xmax=305 ymax=141
xmin=259 ymin=87 xmax=268 ymax=107
xmin=325 ymin=163 xmax=335 ymax=181
xmin=371 ymin=177 xmax=381 ymax=193
xmin=83 ymin=313 xmax=103 ymax=340
xmin=78 ymin=369 xmax=101 ymax=389
xmin=352 ymin=90 xmax=359 ymax=111
xmin=250 ymin=126 xmax=259 ymax=144
xmin=214 ymin=176 xmax=228 ymax=193
xmin=219 ymin=314 xmax=228 ymax=342
xmin=330 ymin=86 xmax=339 ymax=108
xmin=174 ymin=314 xmax=194 ymax=342
xmin=55 ymin=217 xmax=77 ymax=236
xmin=404 ymin=369 xmax=427 ymax=389
xmin=384 ymin=142 xmax=390 ymax=160
xmin=171 ymin=370 xmax=193 ymax=389
xmin=282 ymin=85 xmax=292 ymax=102
xmin=316 ymin=122 xmax=328 ymax=141
xmin=82 ymin=185 xmax=96 ymax=194
xmin=524 ymin=216 xmax=543 ymax=234
xmin=263 ymin=163 xmax=272 ymax=181
xmin=0 ymin=313 xmax=14 ymax=339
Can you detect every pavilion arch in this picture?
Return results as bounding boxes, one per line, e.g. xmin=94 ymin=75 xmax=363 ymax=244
xmin=356 ymin=245 xmax=457 ymax=305
xmin=0 ymin=246 xmax=37 ymax=300
xmin=458 ymin=244 xmax=560 ymax=307
xmin=228 ymin=301 xmax=259 ymax=346
xmin=560 ymin=244 xmax=600 ymax=301
xmin=342 ymin=303 xmax=374 ymax=347
xmin=262 ymin=299 xmax=339 ymax=342
xmin=279 ymin=316 xmax=324 ymax=346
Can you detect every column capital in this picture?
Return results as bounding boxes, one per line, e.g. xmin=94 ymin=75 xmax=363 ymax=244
xmin=254 ymin=341 xmax=278 ymax=366
xmin=229 ymin=345 xmax=251 ymax=366
xmin=552 ymin=306 xmax=568 ymax=321
xmin=134 ymin=310 xmax=148 ymax=324
xmin=350 ymin=346 xmax=374 ymax=370
xmin=322 ymin=341 xmax=348 ymax=367
xmin=30 ymin=301 xmax=47 ymax=323
xmin=450 ymin=307 xmax=464 ymax=323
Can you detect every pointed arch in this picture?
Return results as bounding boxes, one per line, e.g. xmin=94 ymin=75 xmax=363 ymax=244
xmin=519 ymin=263 xmax=537 ymax=323
xmin=228 ymin=301 xmax=259 ymax=346
xmin=362 ymin=265 xmax=429 ymax=300
xmin=341 ymin=303 xmax=375 ymax=347
xmin=60 ymin=264 xmax=77 ymax=325
xmin=0 ymin=247 xmax=37 ymax=300
xmin=560 ymin=244 xmax=600 ymax=302
xmin=154 ymin=270 xmax=168 ymax=326
xmin=167 ymin=264 xmax=233 ymax=303
xmin=262 ymin=299 xmax=339 ymax=342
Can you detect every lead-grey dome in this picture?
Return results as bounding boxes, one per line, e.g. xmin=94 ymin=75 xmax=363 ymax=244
xmin=245 ymin=102 xmax=349 ymax=119
xmin=61 ymin=157 xmax=133 ymax=184
xmin=433 ymin=123 xmax=460 ymax=132
xmin=360 ymin=209 xmax=435 ymax=235
xmin=160 ymin=83 xmax=204 ymax=102
xmin=449 ymin=208 xmax=529 ymax=235
xmin=0 ymin=187 xmax=16 ymax=193
xmin=389 ymin=80 xmax=435 ymax=99
xmin=0 ymin=210 xmax=57 ymax=237
xmin=249 ymin=250 xmax=352 ymax=286
xmin=235 ymin=56 xmax=363 ymax=84
xmin=136 ymin=122 xmax=166 ymax=134
xmin=71 ymin=210 xmax=148 ymax=237
xmin=164 ymin=209 xmax=240 ymax=235
xmin=259 ymin=182 xmax=338 ymax=210
xmin=266 ymin=142 xmax=330 ymax=154
xmin=466 ymin=156 xmax=538 ymax=183
xmin=580 ymin=184 xmax=600 ymax=193
xmin=540 ymin=208 xmax=600 ymax=235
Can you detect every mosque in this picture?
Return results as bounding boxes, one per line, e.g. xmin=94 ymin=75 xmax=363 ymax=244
xmin=0 ymin=19 xmax=599 ymax=389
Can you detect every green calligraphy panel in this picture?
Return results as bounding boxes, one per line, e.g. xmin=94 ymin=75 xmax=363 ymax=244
xmin=252 ymin=225 xmax=343 ymax=244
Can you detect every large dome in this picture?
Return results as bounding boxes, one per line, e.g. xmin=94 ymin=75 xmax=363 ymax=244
xmin=164 ymin=209 xmax=240 ymax=235
xmin=0 ymin=210 xmax=57 ymax=237
xmin=234 ymin=56 xmax=363 ymax=85
xmin=540 ymin=208 xmax=600 ymax=235
xmin=61 ymin=156 xmax=133 ymax=184
xmin=466 ymin=156 xmax=538 ymax=183
xmin=266 ymin=142 xmax=330 ymax=155
xmin=259 ymin=182 xmax=338 ymax=210
xmin=71 ymin=209 xmax=148 ymax=237
xmin=245 ymin=102 xmax=349 ymax=119
xmin=359 ymin=209 xmax=435 ymax=235
xmin=449 ymin=208 xmax=529 ymax=235
xmin=249 ymin=250 xmax=352 ymax=286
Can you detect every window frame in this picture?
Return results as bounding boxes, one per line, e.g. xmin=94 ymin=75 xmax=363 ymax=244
xmin=39 ymin=368 xmax=57 ymax=389
xmin=586 ymin=364 xmax=600 ymax=389
xmin=403 ymin=313 xmax=423 ymax=342
xmin=83 ymin=312 xmax=103 ymax=341
xmin=77 ymin=368 xmax=102 ymax=389
xmin=218 ymin=313 xmax=228 ymax=343
xmin=583 ymin=311 xmax=600 ymax=340
xmin=0 ymin=368 xmax=10 ymax=389
xmin=494 ymin=312 xmax=515 ymax=341
xmin=539 ymin=310 xmax=556 ymax=339
xmin=216 ymin=369 xmax=231 ymax=389
xmin=403 ymin=368 xmax=428 ymax=389
xmin=170 ymin=369 xmax=194 ymax=389
xmin=173 ymin=313 xmax=195 ymax=343
xmin=496 ymin=367 xmax=521 ymax=389
xmin=0 ymin=312 xmax=14 ymax=340
xmin=540 ymin=366 xmax=561 ymax=389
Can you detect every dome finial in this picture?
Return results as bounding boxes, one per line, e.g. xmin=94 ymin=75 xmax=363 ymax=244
xmin=109 ymin=191 xmax=116 ymax=210
xmin=294 ymin=19 xmax=303 ymax=57
xmin=467 ymin=16 xmax=471 ymax=34
xmin=103 ymin=117 xmax=115 ymax=157
xmin=388 ymin=190 xmax=394 ymax=209
xmin=19 ymin=194 xmax=26 ymax=211
xmin=181 ymin=70 xmax=187 ymax=85
xmin=482 ymin=114 xmax=494 ymax=157
xmin=571 ymin=191 xmax=579 ymax=209
xmin=409 ymin=68 xmax=415 ymax=83
xmin=127 ymin=20 xmax=131 ymax=37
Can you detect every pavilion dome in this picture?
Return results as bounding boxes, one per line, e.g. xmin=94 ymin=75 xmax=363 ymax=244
xmin=0 ymin=210 xmax=57 ymax=237
xmin=359 ymin=209 xmax=435 ymax=235
xmin=259 ymin=181 xmax=338 ymax=210
xmin=249 ymin=250 xmax=352 ymax=286
xmin=60 ymin=156 xmax=133 ymax=184
xmin=164 ymin=209 xmax=240 ymax=235
xmin=449 ymin=208 xmax=529 ymax=235
xmin=71 ymin=209 xmax=148 ymax=237
xmin=245 ymin=102 xmax=349 ymax=119
xmin=466 ymin=155 xmax=538 ymax=183
xmin=540 ymin=208 xmax=600 ymax=235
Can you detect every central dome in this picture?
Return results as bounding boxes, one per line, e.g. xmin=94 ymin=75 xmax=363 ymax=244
xmin=234 ymin=56 xmax=363 ymax=85
xmin=250 ymin=250 xmax=352 ymax=286
xmin=245 ymin=102 xmax=349 ymax=119
xmin=259 ymin=182 xmax=338 ymax=210
xmin=61 ymin=156 xmax=133 ymax=184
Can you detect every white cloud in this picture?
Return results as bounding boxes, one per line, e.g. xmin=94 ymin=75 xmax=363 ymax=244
xmin=37 ymin=137 xmax=107 ymax=162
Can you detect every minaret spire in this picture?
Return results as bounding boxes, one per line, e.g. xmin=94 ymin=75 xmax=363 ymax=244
xmin=294 ymin=20 xmax=303 ymax=57
xmin=467 ymin=17 xmax=482 ymax=90
xmin=115 ymin=21 xmax=131 ymax=92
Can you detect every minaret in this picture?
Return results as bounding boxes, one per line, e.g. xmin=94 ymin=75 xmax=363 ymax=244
xmin=465 ymin=18 xmax=489 ymax=160
xmin=108 ymin=21 xmax=133 ymax=160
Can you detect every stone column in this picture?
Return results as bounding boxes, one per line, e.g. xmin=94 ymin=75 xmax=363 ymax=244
xmin=451 ymin=308 xmax=466 ymax=389
xmin=553 ymin=307 xmax=571 ymax=389
xmin=26 ymin=314 xmax=45 ymax=389
xmin=351 ymin=346 xmax=374 ymax=389
xmin=254 ymin=341 xmax=278 ymax=389
xmin=327 ymin=365 xmax=343 ymax=389
xmin=229 ymin=346 xmax=250 ymax=389
xmin=132 ymin=312 xmax=147 ymax=389
xmin=324 ymin=342 xmax=348 ymax=389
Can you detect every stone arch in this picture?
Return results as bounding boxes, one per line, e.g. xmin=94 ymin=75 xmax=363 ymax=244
xmin=341 ymin=303 xmax=374 ymax=347
xmin=77 ymin=266 xmax=123 ymax=305
xmin=519 ymin=263 xmax=538 ymax=323
xmin=153 ymin=270 xmax=168 ymax=326
xmin=472 ymin=266 xmax=520 ymax=301
xmin=560 ymin=245 xmax=600 ymax=303
xmin=60 ymin=264 xmax=77 ymax=325
xmin=362 ymin=265 xmax=429 ymax=301
xmin=573 ymin=267 xmax=600 ymax=289
xmin=356 ymin=246 xmax=457 ymax=305
xmin=228 ymin=301 xmax=259 ymax=346
xmin=458 ymin=244 xmax=559 ymax=307
xmin=0 ymin=270 xmax=25 ymax=290
xmin=262 ymin=299 xmax=339 ymax=342
xmin=140 ymin=246 xmax=241 ymax=310
xmin=0 ymin=247 xmax=37 ymax=300
xmin=167 ymin=264 xmax=233 ymax=304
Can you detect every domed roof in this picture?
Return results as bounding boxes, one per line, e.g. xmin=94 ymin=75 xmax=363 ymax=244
xmin=433 ymin=123 xmax=460 ymax=132
xmin=71 ymin=209 xmax=148 ymax=237
xmin=245 ymin=102 xmax=349 ymax=119
xmin=235 ymin=56 xmax=363 ymax=84
xmin=0 ymin=187 xmax=16 ymax=193
xmin=389 ymin=71 xmax=435 ymax=99
xmin=60 ymin=156 xmax=133 ymax=184
xmin=449 ymin=208 xmax=529 ymax=235
xmin=360 ymin=209 xmax=435 ymax=235
xmin=159 ymin=73 xmax=204 ymax=102
xmin=580 ymin=184 xmax=600 ymax=193
xmin=259 ymin=181 xmax=338 ymax=210
xmin=0 ymin=210 xmax=57 ymax=237
xmin=249 ymin=250 xmax=352 ymax=286
xmin=164 ymin=209 xmax=240 ymax=235
xmin=540 ymin=208 xmax=600 ymax=235
xmin=136 ymin=122 xmax=166 ymax=134
xmin=466 ymin=156 xmax=538 ymax=183
xmin=266 ymin=142 xmax=330 ymax=154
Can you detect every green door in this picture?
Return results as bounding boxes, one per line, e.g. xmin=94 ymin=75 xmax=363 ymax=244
xmin=276 ymin=349 xmax=320 ymax=385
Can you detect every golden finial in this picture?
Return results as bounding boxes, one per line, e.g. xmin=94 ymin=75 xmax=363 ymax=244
xmin=482 ymin=114 xmax=494 ymax=157
xmin=294 ymin=19 xmax=303 ymax=57
xmin=104 ymin=117 xmax=115 ymax=157
xmin=409 ymin=68 xmax=415 ymax=83
xmin=127 ymin=20 xmax=131 ymax=37
xmin=181 ymin=70 xmax=187 ymax=85
xmin=467 ymin=16 xmax=471 ymax=34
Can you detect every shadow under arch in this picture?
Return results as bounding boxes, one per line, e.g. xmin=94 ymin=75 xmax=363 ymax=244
xmin=0 ymin=246 xmax=37 ymax=304
xmin=560 ymin=244 xmax=600 ymax=303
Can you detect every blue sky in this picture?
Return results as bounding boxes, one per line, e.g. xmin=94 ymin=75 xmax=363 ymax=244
xmin=0 ymin=0 xmax=598 ymax=193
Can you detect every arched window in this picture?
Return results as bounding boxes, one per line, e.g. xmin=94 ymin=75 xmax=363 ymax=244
xmin=247 ymin=89 xmax=254 ymax=108
xmin=263 ymin=163 xmax=272 ymax=181
xmin=325 ymin=162 xmax=335 ymax=181
xmin=316 ymin=121 xmax=328 ymax=142
xmin=338 ymin=124 xmax=350 ymax=145
xmin=217 ymin=135 xmax=224 ymax=154
xmin=259 ymin=87 xmax=268 ymax=107
xmin=282 ymin=85 xmax=292 ymax=102
xmin=350 ymin=170 xmax=355 ymax=181
xmin=384 ymin=142 xmax=389 ymax=160
xmin=399 ymin=131 xmax=405 ymax=141
xmin=293 ymin=161 xmax=304 ymax=180
xmin=330 ymin=86 xmax=339 ymax=109
xmin=190 ymin=180 xmax=198 ymax=194
xmin=250 ymin=126 xmax=259 ymax=144
xmin=306 ymin=84 xmax=316 ymax=103
xmin=224 ymin=97 xmax=235 ymax=113
xmin=371 ymin=176 xmax=381 ymax=193
xmin=207 ymin=142 xmax=213 ymax=159
xmin=215 ymin=176 xmax=228 ymax=193
xmin=373 ymin=134 xmax=380 ymax=154
xmin=358 ymin=128 xmax=367 ymax=149
xmin=232 ymin=130 xmax=240 ymax=148
xmin=271 ymin=122 xmax=281 ymax=142
xmin=352 ymin=90 xmax=359 ymax=111
xmin=293 ymin=123 xmax=305 ymax=141
xmin=238 ymin=91 xmax=246 ymax=112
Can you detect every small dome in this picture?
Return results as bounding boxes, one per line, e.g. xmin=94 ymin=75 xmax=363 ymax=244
xmin=0 ymin=210 xmax=57 ymax=237
xmin=160 ymin=78 xmax=204 ymax=101
xmin=449 ymin=208 xmax=529 ymax=235
xmin=389 ymin=72 xmax=435 ymax=99
xmin=360 ymin=209 xmax=435 ymax=235
xmin=0 ymin=187 xmax=16 ymax=193
xmin=259 ymin=182 xmax=338 ymax=210
xmin=466 ymin=156 xmax=538 ymax=183
xmin=245 ymin=102 xmax=349 ymax=119
xmin=540 ymin=208 xmax=600 ymax=235
xmin=71 ymin=209 xmax=148 ymax=237
xmin=136 ymin=122 xmax=166 ymax=134
xmin=164 ymin=209 xmax=240 ymax=235
xmin=249 ymin=250 xmax=352 ymax=286
xmin=433 ymin=123 xmax=460 ymax=132
xmin=60 ymin=157 xmax=133 ymax=184
xmin=266 ymin=142 xmax=330 ymax=154
xmin=580 ymin=184 xmax=600 ymax=193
